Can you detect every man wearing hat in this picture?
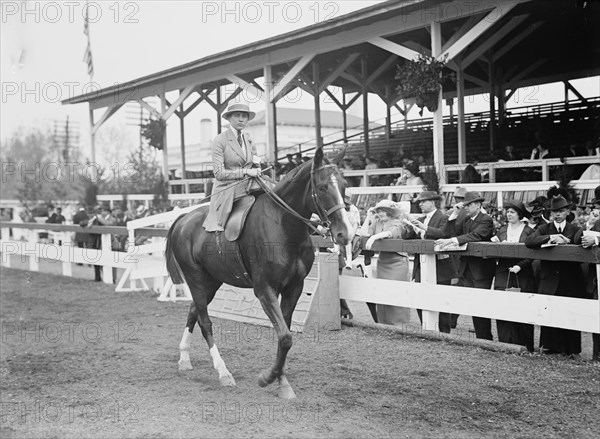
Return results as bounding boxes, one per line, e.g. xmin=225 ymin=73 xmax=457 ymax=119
xmin=406 ymin=191 xmax=457 ymax=333
xmin=437 ymin=191 xmax=496 ymax=340
xmin=204 ymin=103 xmax=262 ymax=232
xmin=575 ymin=185 xmax=600 ymax=361
xmin=526 ymin=195 xmax=586 ymax=356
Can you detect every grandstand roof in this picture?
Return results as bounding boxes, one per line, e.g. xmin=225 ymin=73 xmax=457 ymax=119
xmin=63 ymin=0 xmax=599 ymax=110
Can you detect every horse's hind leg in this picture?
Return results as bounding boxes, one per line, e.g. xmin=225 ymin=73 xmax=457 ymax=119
xmin=178 ymin=302 xmax=198 ymax=371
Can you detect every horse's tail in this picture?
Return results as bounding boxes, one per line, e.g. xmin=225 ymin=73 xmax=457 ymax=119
xmin=165 ymin=214 xmax=186 ymax=284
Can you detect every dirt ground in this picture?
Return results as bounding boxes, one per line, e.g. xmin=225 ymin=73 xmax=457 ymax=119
xmin=1 ymin=267 xmax=599 ymax=439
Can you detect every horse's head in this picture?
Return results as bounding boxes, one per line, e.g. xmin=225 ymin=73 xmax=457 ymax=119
xmin=309 ymin=148 xmax=352 ymax=245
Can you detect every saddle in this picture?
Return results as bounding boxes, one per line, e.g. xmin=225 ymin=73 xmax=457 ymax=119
xmin=224 ymin=195 xmax=256 ymax=241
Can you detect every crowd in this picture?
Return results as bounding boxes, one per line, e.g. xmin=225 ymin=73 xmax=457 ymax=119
xmin=338 ymin=184 xmax=600 ymax=361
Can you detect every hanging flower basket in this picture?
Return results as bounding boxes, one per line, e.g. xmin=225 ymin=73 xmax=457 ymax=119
xmin=140 ymin=117 xmax=166 ymax=151
xmin=395 ymin=54 xmax=453 ymax=116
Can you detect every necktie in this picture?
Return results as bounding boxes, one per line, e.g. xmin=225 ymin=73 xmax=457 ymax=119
xmin=237 ymin=130 xmax=243 ymax=147
xmin=557 ymin=225 xmax=562 ymax=234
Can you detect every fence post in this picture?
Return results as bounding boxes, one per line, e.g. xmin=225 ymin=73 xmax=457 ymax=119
xmin=420 ymin=254 xmax=439 ymax=330
xmin=101 ymin=233 xmax=112 ymax=285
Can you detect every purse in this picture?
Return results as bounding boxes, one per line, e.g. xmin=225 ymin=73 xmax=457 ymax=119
xmin=505 ymin=271 xmax=521 ymax=292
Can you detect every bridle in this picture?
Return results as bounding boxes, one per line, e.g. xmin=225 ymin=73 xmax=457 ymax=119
xmin=256 ymin=161 xmax=345 ymax=235
xmin=308 ymin=161 xmax=345 ymax=229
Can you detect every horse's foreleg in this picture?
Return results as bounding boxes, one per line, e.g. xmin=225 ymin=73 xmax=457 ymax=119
xmin=178 ymin=303 xmax=197 ymax=371
xmin=256 ymin=287 xmax=294 ymax=396
xmin=275 ymin=282 xmax=304 ymax=399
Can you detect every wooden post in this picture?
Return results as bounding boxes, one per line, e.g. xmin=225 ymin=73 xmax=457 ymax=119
xmin=179 ymin=101 xmax=186 ymax=190
xmin=313 ymin=62 xmax=323 ymax=149
xmin=160 ymin=93 xmax=169 ymax=184
xmin=101 ymin=233 xmax=112 ymax=285
xmin=361 ymin=58 xmax=369 ymax=157
xmin=263 ymin=65 xmax=277 ymax=163
xmin=431 ymin=21 xmax=445 ymax=182
xmin=420 ymin=254 xmax=439 ymax=331
xmin=488 ymin=51 xmax=496 ymax=155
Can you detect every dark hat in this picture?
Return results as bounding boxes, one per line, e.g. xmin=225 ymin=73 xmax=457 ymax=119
xmin=462 ymin=191 xmax=485 ymax=206
xmin=503 ymin=199 xmax=530 ymax=218
xmin=416 ymin=191 xmax=442 ymax=202
xmin=592 ymin=185 xmax=600 ymax=205
xmin=453 ymin=186 xmax=467 ymax=199
xmin=550 ymin=195 xmax=570 ymax=211
xmin=222 ymin=103 xmax=255 ymax=121
xmin=404 ymin=162 xmax=420 ymax=176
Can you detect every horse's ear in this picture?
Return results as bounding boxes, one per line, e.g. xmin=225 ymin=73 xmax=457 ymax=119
xmin=331 ymin=147 xmax=346 ymax=166
xmin=313 ymin=147 xmax=324 ymax=168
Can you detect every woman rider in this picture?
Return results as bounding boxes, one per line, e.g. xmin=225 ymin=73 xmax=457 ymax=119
xmin=203 ymin=103 xmax=262 ymax=232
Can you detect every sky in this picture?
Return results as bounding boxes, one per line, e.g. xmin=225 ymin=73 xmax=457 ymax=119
xmin=1 ymin=0 xmax=598 ymax=163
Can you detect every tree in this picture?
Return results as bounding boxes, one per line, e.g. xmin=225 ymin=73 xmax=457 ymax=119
xmin=0 ymin=127 xmax=84 ymax=213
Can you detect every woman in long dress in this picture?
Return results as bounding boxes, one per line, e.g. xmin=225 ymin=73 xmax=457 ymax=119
xmin=359 ymin=199 xmax=411 ymax=325
xmin=492 ymin=200 xmax=535 ymax=351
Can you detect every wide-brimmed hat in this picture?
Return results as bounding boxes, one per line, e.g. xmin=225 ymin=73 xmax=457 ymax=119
xmin=549 ymin=195 xmax=570 ymax=211
xmin=222 ymin=103 xmax=255 ymax=121
xmin=462 ymin=191 xmax=485 ymax=206
xmin=454 ymin=187 xmax=467 ymax=199
xmin=373 ymin=199 xmax=403 ymax=218
xmin=503 ymin=199 xmax=530 ymax=218
xmin=416 ymin=191 xmax=442 ymax=202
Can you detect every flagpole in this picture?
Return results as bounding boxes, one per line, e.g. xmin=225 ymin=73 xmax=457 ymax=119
xmin=83 ymin=1 xmax=95 ymax=164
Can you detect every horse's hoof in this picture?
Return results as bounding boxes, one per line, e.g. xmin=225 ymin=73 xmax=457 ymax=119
xmin=278 ymin=386 xmax=297 ymax=399
xmin=257 ymin=371 xmax=272 ymax=388
xmin=219 ymin=374 xmax=236 ymax=387
xmin=178 ymin=360 xmax=193 ymax=371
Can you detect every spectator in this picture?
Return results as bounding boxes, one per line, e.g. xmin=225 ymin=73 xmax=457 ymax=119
xmin=363 ymin=156 xmax=379 ymax=186
xmin=405 ymin=191 xmax=457 ymax=333
xmin=491 ymin=200 xmax=535 ymax=351
xmin=338 ymin=195 xmax=361 ymax=320
xmin=499 ymin=144 xmax=520 ymax=161
xmin=436 ymin=191 xmax=496 ymax=340
xmin=460 ymin=163 xmax=482 ymax=184
xmin=530 ymin=144 xmax=550 ymax=160
xmin=46 ymin=206 xmax=65 ymax=224
xmin=358 ymin=199 xmax=411 ymax=325
xmin=277 ymin=154 xmax=296 ymax=177
xmin=72 ymin=203 xmax=89 ymax=265
xmin=574 ymin=185 xmax=600 ymax=361
xmin=294 ymin=153 xmax=303 ymax=167
xmin=525 ymin=195 xmax=586 ymax=357
xmin=394 ymin=162 xmax=423 ymax=187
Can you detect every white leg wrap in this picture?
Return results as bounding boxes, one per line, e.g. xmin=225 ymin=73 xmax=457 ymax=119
xmin=178 ymin=327 xmax=193 ymax=370
xmin=210 ymin=344 xmax=236 ymax=386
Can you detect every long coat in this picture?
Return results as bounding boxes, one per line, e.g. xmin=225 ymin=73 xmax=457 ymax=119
xmin=444 ymin=211 xmax=496 ymax=280
xmin=525 ymin=221 xmax=585 ymax=297
xmin=493 ymin=225 xmax=535 ymax=293
xmin=203 ymin=129 xmax=256 ymax=232
xmin=406 ymin=209 xmax=457 ymax=283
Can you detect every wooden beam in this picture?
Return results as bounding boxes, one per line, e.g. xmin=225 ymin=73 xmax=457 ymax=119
xmin=226 ymin=74 xmax=262 ymax=100
xmin=91 ymin=104 xmax=123 ymax=135
xmin=324 ymin=88 xmax=344 ymax=109
xmin=318 ymin=53 xmax=360 ymax=93
xmin=505 ymin=59 xmax=546 ymax=91
xmin=263 ymin=65 xmax=277 ymax=163
xmin=137 ymin=99 xmax=160 ymax=119
xmin=270 ymin=54 xmax=314 ymax=103
xmin=462 ymin=14 xmax=529 ymax=68
xmin=366 ymin=54 xmax=399 ymax=85
xmin=493 ymin=21 xmax=542 ymax=62
xmin=440 ymin=1 xmax=520 ymax=61
xmin=441 ymin=14 xmax=480 ymax=54
xmin=565 ymin=80 xmax=587 ymax=102
xmin=162 ymin=84 xmax=195 ymax=120
xmin=368 ymin=37 xmax=420 ymax=61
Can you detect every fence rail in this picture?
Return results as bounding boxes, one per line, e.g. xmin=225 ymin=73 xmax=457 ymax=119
xmin=1 ymin=222 xmax=598 ymax=338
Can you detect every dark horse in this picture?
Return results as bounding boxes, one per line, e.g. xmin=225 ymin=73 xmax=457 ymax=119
xmin=164 ymin=148 xmax=351 ymax=399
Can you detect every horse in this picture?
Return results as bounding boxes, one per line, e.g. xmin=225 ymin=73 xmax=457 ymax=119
xmin=164 ymin=148 xmax=352 ymax=399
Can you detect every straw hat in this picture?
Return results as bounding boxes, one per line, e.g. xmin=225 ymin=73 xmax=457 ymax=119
xmin=222 ymin=103 xmax=255 ymax=121
xmin=373 ymin=199 xmax=403 ymax=218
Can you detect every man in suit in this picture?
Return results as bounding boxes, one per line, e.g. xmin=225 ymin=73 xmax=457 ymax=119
xmin=526 ymin=195 xmax=585 ymax=357
xmin=574 ymin=187 xmax=599 ymax=361
xmin=436 ymin=191 xmax=496 ymax=340
xmin=204 ymin=103 xmax=262 ymax=232
xmin=406 ymin=191 xmax=457 ymax=333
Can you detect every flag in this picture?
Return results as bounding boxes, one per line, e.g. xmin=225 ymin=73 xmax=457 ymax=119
xmin=82 ymin=3 xmax=94 ymax=79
